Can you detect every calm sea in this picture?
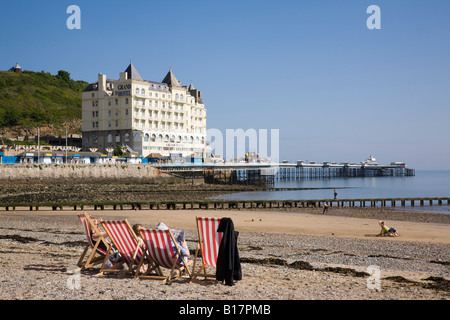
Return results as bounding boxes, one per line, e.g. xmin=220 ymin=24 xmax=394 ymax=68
xmin=214 ymin=170 xmax=450 ymax=214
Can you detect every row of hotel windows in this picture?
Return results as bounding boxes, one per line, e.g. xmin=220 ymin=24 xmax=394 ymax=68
xmin=91 ymin=90 xmax=186 ymax=101
xmin=134 ymin=121 xmax=204 ymax=134
xmin=104 ymin=133 xmax=205 ymax=144
xmin=91 ymin=99 xmax=204 ymax=115
xmin=92 ymin=120 xmax=203 ymax=133
xmin=133 ymin=88 xmax=194 ymax=103
xmin=91 ymin=109 xmax=204 ymax=121
xmin=133 ymin=120 xmax=186 ymax=130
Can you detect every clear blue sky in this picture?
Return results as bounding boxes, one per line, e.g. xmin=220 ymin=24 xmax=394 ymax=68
xmin=1 ymin=0 xmax=449 ymax=169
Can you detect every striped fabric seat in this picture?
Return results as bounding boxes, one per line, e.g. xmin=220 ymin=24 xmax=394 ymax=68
xmin=143 ymin=229 xmax=182 ymax=269
xmin=76 ymin=213 xmax=108 ymax=270
xmin=100 ymin=219 xmax=145 ymax=276
xmin=78 ymin=214 xmax=107 ymax=255
xmin=193 ymin=217 xmax=223 ymax=279
xmin=137 ymin=228 xmax=191 ymax=282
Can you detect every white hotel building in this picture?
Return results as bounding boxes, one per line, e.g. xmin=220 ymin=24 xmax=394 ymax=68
xmin=81 ymin=63 xmax=207 ymax=159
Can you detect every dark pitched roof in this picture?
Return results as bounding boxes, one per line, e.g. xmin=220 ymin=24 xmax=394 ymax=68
xmin=124 ymin=62 xmax=143 ymax=81
xmin=162 ymin=69 xmax=181 ymax=87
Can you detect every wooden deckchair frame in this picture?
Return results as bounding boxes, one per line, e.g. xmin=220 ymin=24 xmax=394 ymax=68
xmin=76 ymin=213 xmax=110 ymax=271
xmin=99 ymin=219 xmax=150 ymax=277
xmin=192 ymin=216 xmax=222 ymax=280
xmin=137 ymin=228 xmax=192 ymax=283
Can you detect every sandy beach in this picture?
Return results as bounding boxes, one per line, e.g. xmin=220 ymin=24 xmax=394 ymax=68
xmin=0 ymin=206 xmax=449 ymax=302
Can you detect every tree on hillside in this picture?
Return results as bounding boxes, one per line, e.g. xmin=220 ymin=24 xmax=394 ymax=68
xmin=57 ymin=70 xmax=71 ymax=82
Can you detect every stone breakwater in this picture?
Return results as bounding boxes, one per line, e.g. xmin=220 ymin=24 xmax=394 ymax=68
xmin=0 ymin=164 xmax=164 ymax=181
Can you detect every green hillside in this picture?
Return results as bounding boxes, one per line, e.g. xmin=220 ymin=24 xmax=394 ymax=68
xmin=0 ymin=70 xmax=88 ymax=136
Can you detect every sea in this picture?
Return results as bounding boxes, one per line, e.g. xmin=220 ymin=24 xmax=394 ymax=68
xmin=214 ymin=170 xmax=450 ymax=214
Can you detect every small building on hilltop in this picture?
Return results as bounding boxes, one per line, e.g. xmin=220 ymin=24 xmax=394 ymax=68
xmin=9 ymin=63 xmax=22 ymax=73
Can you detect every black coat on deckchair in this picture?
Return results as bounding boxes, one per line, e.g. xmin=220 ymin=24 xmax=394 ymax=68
xmin=215 ymin=217 xmax=242 ymax=286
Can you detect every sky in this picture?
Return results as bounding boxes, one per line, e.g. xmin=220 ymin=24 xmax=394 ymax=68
xmin=1 ymin=0 xmax=449 ymax=169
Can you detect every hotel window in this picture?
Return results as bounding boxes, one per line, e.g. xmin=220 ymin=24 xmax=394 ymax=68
xmin=115 ymin=120 xmax=118 ymax=127
xmin=144 ymin=134 xmax=149 ymax=142
xmin=125 ymin=109 xmax=129 ymax=115
xmin=108 ymin=120 xmax=111 ymax=128
xmin=115 ymin=134 xmax=120 ymax=143
xmin=125 ymin=98 xmax=129 ymax=105
xmin=115 ymin=99 xmax=118 ymax=105
xmin=135 ymin=88 xmax=139 ymax=95
xmin=141 ymin=89 xmax=145 ymax=96
xmin=175 ymin=93 xmax=179 ymax=100
xmin=108 ymin=100 xmax=111 ymax=106
xmin=108 ymin=110 xmax=112 ymax=117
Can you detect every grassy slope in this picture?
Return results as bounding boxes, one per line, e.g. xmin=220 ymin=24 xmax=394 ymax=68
xmin=0 ymin=70 xmax=88 ymax=135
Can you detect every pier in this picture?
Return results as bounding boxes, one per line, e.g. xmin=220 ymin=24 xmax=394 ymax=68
xmin=156 ymin=161 xmax=415 ymax=185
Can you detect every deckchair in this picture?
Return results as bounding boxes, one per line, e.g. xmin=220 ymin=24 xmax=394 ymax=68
xmin=192 ymin=217 xmax=223 ymax=280
xmin=99 ymin=219 xmax=148 ymax=277
xmin=137 ymin=228 xmax=192 ymax=283
xmin=76 ymin=213 xmax=110 ymax=271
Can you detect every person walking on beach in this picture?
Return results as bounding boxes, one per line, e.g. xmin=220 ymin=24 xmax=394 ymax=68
xmin=334 ymin=189 xmax=338 ymax=199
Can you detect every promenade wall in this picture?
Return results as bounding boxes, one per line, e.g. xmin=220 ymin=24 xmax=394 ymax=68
xmin=0 ymin=164 xmax=164 ymax=181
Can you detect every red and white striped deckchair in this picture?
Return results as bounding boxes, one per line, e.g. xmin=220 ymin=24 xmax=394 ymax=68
xmin=76 ymin=213 xmax=110 ymax=271
xmin=99 ymin=219 xmax=147 ymax=277
xmin=137 ymin=228 xmax=192 ymax=283
xmin=192 ymin=217 xmax=223 ymax=280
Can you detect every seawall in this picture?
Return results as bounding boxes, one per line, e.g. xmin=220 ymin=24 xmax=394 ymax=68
xmin=0 ymin=164 xmax=165 ymax=181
